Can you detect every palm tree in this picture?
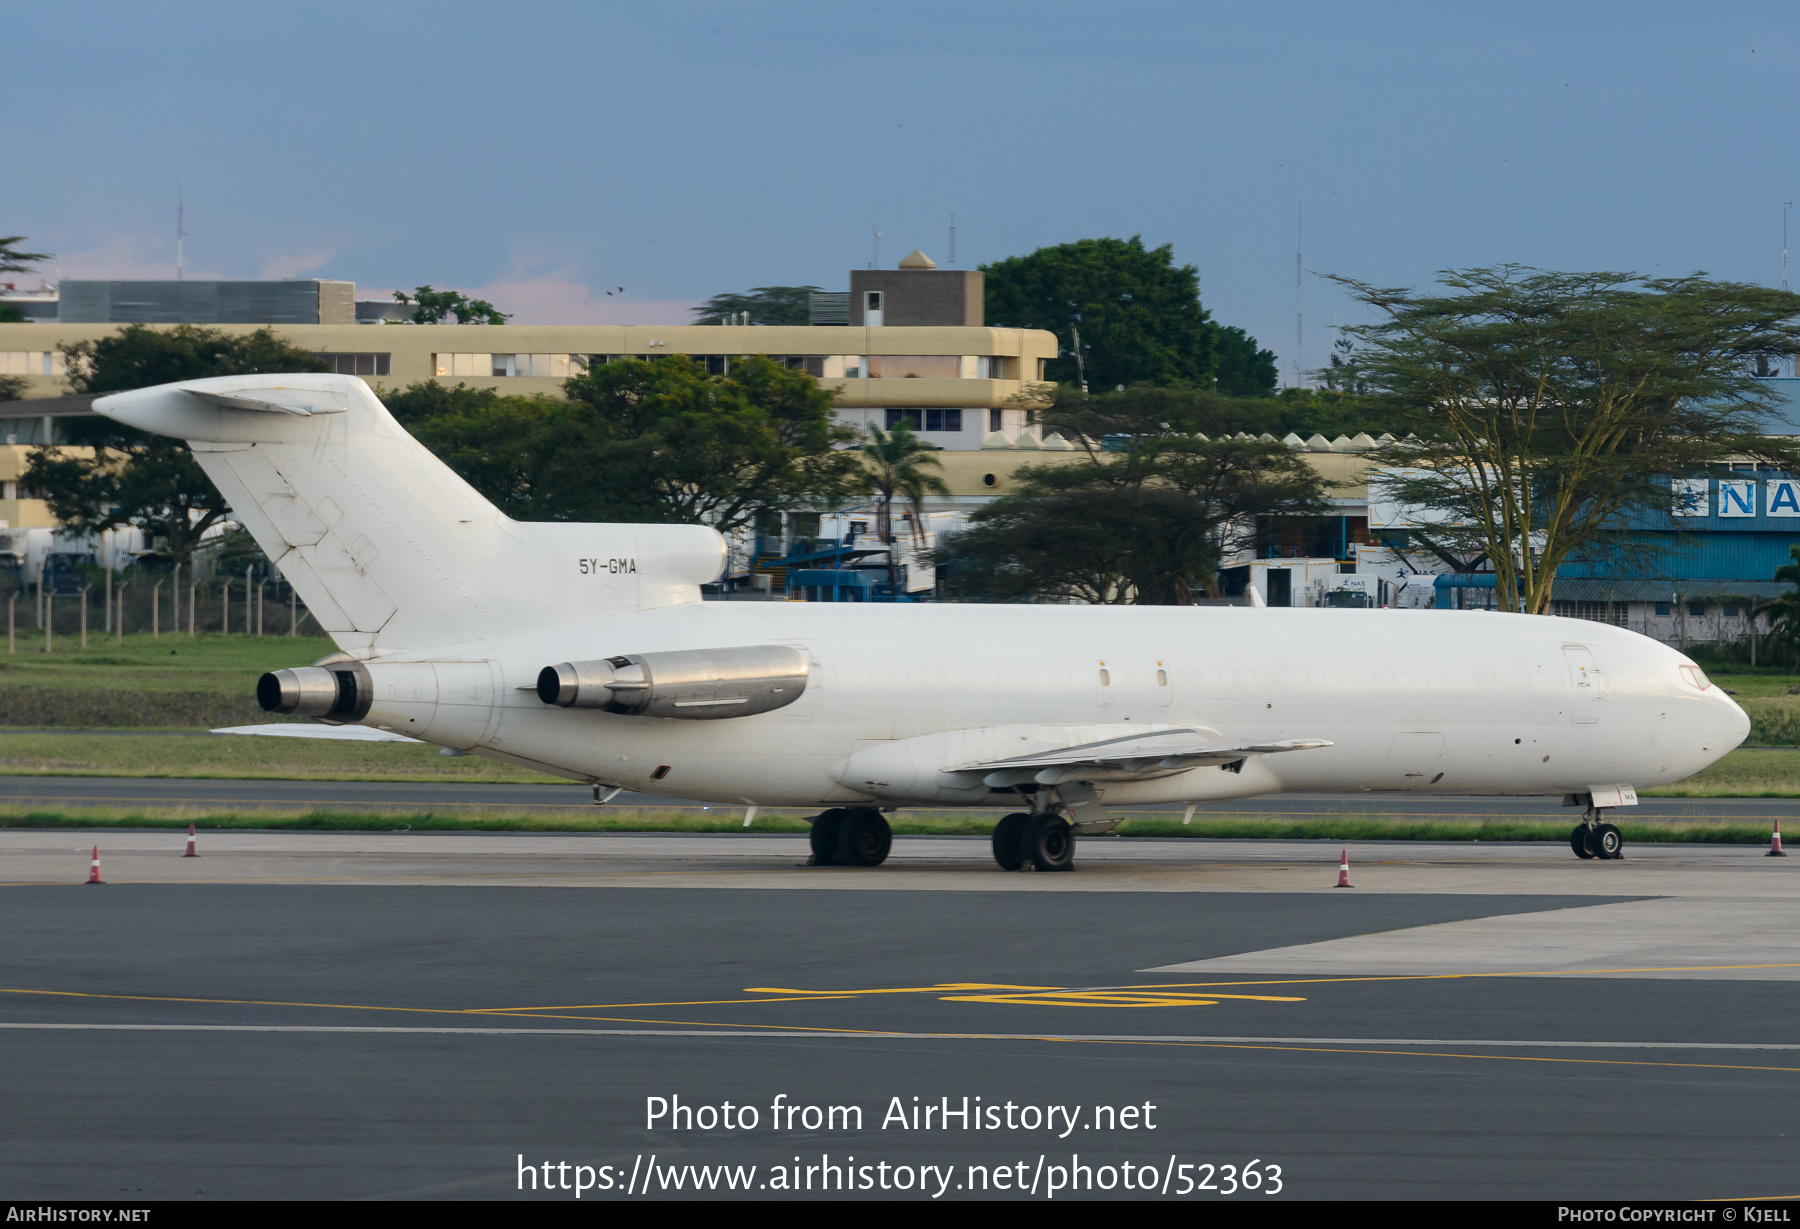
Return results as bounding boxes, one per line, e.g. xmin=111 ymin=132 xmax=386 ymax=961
xmin=858 ymin=423 xmax=950 ymax=597
xmin=1760 ymin=544 xmax=1800 ymax=666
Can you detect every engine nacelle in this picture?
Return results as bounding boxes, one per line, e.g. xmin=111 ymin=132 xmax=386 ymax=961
xmin=537 ymin=644 xmax=807 ymax=720
xmin=256 ymin=654 xmax=373 ymax=721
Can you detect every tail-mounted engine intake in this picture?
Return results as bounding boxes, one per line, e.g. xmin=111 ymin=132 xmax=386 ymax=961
xmin=257 ymin=654 xmax=373 ymax=722
xmin=537 ymin=644 xmax=807 ymax=720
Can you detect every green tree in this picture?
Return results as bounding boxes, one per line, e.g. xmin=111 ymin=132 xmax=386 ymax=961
xmin=394 ymin=355 xmax=862 ymax=531
xmin=984 ymin=237 xmax=1218 ymax=390
xmin=392 ymin=285 xmax=509 ymax=324
xmin=692 ymin=286 xmax=821 ymax=326
xmin=26 ymin=325 xmax=328 ymax=567
xmin=856 ymin=423 xmax=950 ymax=595
xmin=1214 ymin=324 xmax=1279 ymax=396
xmin=1759 ymin=544 xmax=1800 ymax=666
xmin=1335 ymin=266 xmax=1800 ymax=615
xmin=0 ymin=374 xmax=26 ymax=401
xmin=936 ymin=385 xmax=1330 ymax=604
xmin=0 ymin=236 xmax=50 ymax=275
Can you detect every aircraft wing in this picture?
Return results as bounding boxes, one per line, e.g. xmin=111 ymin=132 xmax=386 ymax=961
xmin=211 ymin=723 xmax=423 ymax=743
xmin=952 ymin=727 xmax=1332 ymax=786
xmin=185 ymin=388 xmax=344 ymax=416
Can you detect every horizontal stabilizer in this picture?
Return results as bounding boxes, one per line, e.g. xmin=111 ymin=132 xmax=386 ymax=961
xmin=211 ymin=723 xmax=422 ymax=743
xmin=953 ymin=728 xmax=1331 ymax=785
xmin=185 ymin=389 xmax=342 ymax=416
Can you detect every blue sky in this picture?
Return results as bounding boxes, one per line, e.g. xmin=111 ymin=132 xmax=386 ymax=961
xmin=8 ymin=1 xmax=1798 ymax=383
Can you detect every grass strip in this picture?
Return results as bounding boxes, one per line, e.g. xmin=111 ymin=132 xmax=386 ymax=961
xmin=0 ymin=809 xmax=1773 ymax=844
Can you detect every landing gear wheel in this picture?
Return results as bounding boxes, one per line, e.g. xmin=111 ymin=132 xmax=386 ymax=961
xmin=1022 ymin=814 xmax=1076 ymax=872
xmin=837 ymin=809 xmax=892 ymax=867
xmin=809 ymin=809 xmax=847 ymax=865
xmin=1571 ymin=825 xmax=1596 ymax=859
xmin=1594 ymin=822 xmax=1624 ymax=860
xmin=992 ymin=813 xmax=1030 ymax=871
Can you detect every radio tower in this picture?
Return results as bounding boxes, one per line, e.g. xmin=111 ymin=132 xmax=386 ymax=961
xmin=1295 ymin=202 xmax=1304 ymax=390
xmin=176 ymin=185 xmax=187 ymax=281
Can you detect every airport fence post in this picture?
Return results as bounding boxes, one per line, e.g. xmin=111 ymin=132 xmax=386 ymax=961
xmin=115 ymin=583 xmax=126 ymax=646
xmin=172 ymin=563 xmax=181 ymax=634
xmin=189 ymin=582 xmax=196 ymax=637
xmin=152 ymin=579 xmax=162 ymax=640
xmin=79 ymin=584 xmax=89 ymax=650
xmin=289 ymin=587 xmax=297 ymax=637
xmin=221 ymin=581 xmax=230 ymax=635
xmin=103 ymin=544 xmax=112 ymax=634
xmin=7 ymin=592 xmax=13 ymax=654
xmin=43 ymin=591 xmax=51 ymax=654
xmin=244 ymin=567 xmax=253 ymax=635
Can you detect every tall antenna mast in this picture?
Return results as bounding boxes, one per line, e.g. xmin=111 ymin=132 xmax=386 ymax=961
xmin=1785 ymin=199 xmax=1792 ymax=292
xmin=871 ymin=226 xmax=882 ymax=270
xmin=948 ymin=213 xmax=956 ymax=267
xmin=177 ymin=185 xmax=187 ymax=281
xmin=1295 ymin=202 xmax=1304 ymax=390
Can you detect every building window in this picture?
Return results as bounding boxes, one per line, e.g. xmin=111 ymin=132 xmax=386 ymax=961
xmin=434 ymin=353 xmax=584 ymax=378
xmin=1655 ymin=602 xmax=1670 ymax=616
xmin=314 ymin=353 xmax=390 ymax=377
xmin=989 ymin=409 xmax=1003 ymax=433
xmin=0 ymin=351 xmax=65 ymax=376
xmin=975 ymin=355 xmax=1016 ymax=379
xmin=1550 ymin=600 xmax=1626 ymax=625
xmin=888 ymin=408 xmax=961 ymax=432
xmin=1723 ymin=601 xmax=1740 ymax=617
xmin=864 ymin=355 xmax=960 ymax=379
xmin=1037 ymin=358 xmax=1048 ymax=381
xmin=864 ymin=291 xmax=884 ymax=327
xmin=1687 ymin=600 xmax=1706 ymax=617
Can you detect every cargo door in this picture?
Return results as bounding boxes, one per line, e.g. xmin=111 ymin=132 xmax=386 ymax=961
xmin=1379 ymin=731 xmax=1444 ymax=788
xmin=1563 ymin=645 xmax=1602 ymax=725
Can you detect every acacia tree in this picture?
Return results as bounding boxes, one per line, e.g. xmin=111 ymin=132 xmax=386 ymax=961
xmin=392 ymin=285 xmax=509 ymax=324
xmin=692 ymin=286 xmax=821 ymax=326
xmin=936 ymin=385 xmax=1329 ymax=604
xmin=856 ymin=423 xmax=949 ymax=595
xmin=26 ymin=325 xmax=327 ymax=567
xmin=1335 ymin=267 xmax=1800 ymax=615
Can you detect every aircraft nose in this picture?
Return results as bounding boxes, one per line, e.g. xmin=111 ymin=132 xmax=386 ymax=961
xmin=1716 ymin=689 xmax=1752 ymax=750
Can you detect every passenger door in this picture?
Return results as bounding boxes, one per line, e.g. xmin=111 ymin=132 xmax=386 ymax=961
xmin=1562 ymin=645 xmax=1603 ymax=724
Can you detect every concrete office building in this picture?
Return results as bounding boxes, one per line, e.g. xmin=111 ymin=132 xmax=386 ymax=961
xmin=0 ymin=258 xmax=1057 ymax=451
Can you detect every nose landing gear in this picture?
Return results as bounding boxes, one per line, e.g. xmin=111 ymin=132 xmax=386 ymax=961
xmin=1571 ymin=807 xmax=1624 ymax=860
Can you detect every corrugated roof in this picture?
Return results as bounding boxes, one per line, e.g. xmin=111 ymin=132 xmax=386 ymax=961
xmin=1551 ymin=577 xmax=1790 ymax=601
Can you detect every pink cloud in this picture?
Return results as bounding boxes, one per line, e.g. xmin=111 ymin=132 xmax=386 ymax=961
xmin=259 ymin=248 xmax=337 ymax=279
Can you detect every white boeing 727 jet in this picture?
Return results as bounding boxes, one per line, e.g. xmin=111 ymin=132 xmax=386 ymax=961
xmin=95 ymin=374 xmax=1750 ymax=870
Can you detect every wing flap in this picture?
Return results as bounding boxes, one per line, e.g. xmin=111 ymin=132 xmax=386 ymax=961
xmin=949 ymin=727 xmax=1332 ymax=785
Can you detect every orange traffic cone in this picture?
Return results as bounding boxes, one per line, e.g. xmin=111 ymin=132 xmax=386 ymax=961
xmin=86 ymin=845 xmax=102 ymax=885
xmin=1769 ymin=818 xmax=1787 ymax=858
xmin=1335 ymin=848 xmax=1353 ymax=888
xmin=183 ymin=822 xmax=198 ymax=858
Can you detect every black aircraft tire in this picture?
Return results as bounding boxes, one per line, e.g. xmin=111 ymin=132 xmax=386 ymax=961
xmin=1571 ymin=825 xmax=1596 ymax=859
xmin=1023 ymin=814 xmax=1076 ymax=872
xmin=992 ymin=813 xmax=1031 ymax=871
xmin=1595 ymin=822 xmax=1624 ymax=860
xmin=837 ymin=809 xmax=893 ymax=867
xmin=810 ymin=809 xmax=847 ymax=864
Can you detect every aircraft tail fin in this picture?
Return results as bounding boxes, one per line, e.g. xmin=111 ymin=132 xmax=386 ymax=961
xmin=95 ymin=374 xmax=725 ymax=653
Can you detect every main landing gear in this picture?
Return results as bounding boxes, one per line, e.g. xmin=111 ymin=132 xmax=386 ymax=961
xmin=807 ymin=807 xmax=892 ymax=867
xmin=1571 ymin=807 xmax=1624 ymax=860
xmin=991 ymin=811 xmax=1076 ymax=872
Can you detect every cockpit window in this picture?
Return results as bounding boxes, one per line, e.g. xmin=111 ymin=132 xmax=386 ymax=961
xmin=1679 ymin=664 xmax=1711 ymax=691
